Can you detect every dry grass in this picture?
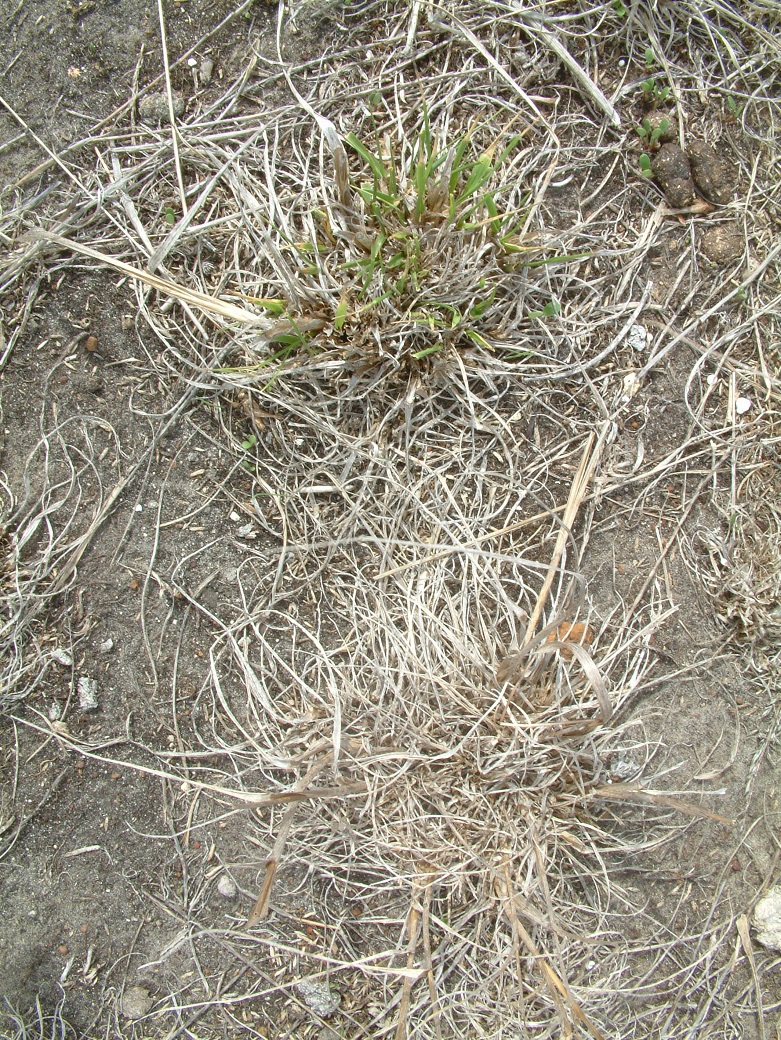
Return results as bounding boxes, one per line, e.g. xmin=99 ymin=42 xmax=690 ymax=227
xmin=2 ymin=0 xmax=781 ymax=1036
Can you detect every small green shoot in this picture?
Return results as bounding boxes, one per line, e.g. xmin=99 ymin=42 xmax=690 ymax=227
xmin=164 ymin=206 xmax=176 ymax=225
xmin=528 ymin=299 xmax=561 ymax=321
xmin=334 ymin=294 xmax=349 ymax=331
xmin=611 ymin=0 xmax=627 ymax=15
xmin=638 ymin=153 xmax=652 ymax=177
xmin=726 ymin=95 xmax=743 ymax=120
xmin=241 ymin=433 xmax=257 ymax=451
xmin=640 ymin=49 xmax=671 ymax=106
xmin=636 ymin=117 xmax=670 ymax=151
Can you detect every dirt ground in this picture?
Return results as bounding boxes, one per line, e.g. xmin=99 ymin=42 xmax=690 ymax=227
xmin=1 ymin=2 xmax=780 ymax=1038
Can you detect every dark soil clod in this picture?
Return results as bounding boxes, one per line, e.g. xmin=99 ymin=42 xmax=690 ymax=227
xmin=686 ymin=140 xmax=735 ymax=204
xmin=651 ymin=143 xmax=697 ymax=207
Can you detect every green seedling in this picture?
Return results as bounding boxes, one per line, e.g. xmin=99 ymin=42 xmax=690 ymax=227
xmin=636 ymin=117 xmax=670 ymax=150
xmin=641 ymin=76 xmax=670 ymax=105
xmin=638 ymin=153 xmax=653 ymax=177
xmin=164 ymin=206 xmax=176 ymax=225
xmin=726 ymin=95 xmax=743 ymax=120
xmin=241 ymin=433 xmax=257 ymax=451
xmin=640 ymin=49 xmax=670 ymax=106
xmin=612 ymin=0 xmax=627 ymax=15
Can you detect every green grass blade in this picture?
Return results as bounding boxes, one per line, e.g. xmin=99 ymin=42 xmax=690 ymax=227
xmin=456 ymin=155 xmax=493 ymax=204
xmin=412 ymin=344 xmax=443 ymax=359
xmin=346 ymin=132 xmax=387 ymax=182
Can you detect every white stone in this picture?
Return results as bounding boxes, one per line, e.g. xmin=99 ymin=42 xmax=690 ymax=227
xmin=52 ymin=648 xmax=73 ymax=667
xmin=217 ymin=875 xmax=238 ymax=899
xmin=735 ymin=397 xmax=751 ymax=415
xmin=627 ymin=324 xmax=648 ymax=352
xmin=754 ymin=886 xmax=781 ymax=951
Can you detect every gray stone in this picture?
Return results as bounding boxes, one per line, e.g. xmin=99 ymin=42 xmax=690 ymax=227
xmin=295 ymin=977 xmax=340 ymax=1018
xmin=120 ymin=984 xmax=153 ymax=1020
xmin=138 ymin=92 xmax=185 ymax=123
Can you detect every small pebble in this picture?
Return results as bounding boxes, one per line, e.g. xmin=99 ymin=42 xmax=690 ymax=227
xmin=295 ymin=978 xmax=340 ymax=1018
xmin=199 ymin=57 xmax=214 ymax=86
xmin=627 ymin=324 xmax=648 ymax=352
xmin=138 ymin=92 xmax=185 ymax=123
xmin=99 ymin=638 xmax=114 ymax=654
xmin=85 ymin=335 xmax=98 ymax=352
xmin=217 ymin=875 xmax=238 ymax=899
xmin=57 ymin=945 xmax=69 ymax=956
xmin=78 ymin=676 xmax=98 ymax=711
xmin=52 ymin=648 xmax=73 ymax=667
xmin=735 ymin=397 xmax=751 ymax=415
xmin=120 ymin=985 xmax=154 ymax=1020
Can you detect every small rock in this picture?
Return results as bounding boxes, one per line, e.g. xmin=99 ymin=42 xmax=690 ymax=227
xmin=754 ymin=886 xmax=781 ymax=951
xmin=627 ymin=324 xmax=648 ymax=352
xmin=48 ymin=702 xmax=62 ymax=721
xmin=700 ymin=225 xmax=742 ymax=265
xmin=735 ymin=397 xmax=752 ymax=415
xmin=52 ymin=648 xmax=73 ymax=667
xmin=687 ymin=141 xmax=734 ymax=205
xmin=199 ymin=57 xmax=214 ymax=86
xmin=651 ymin=144 xmax=696 ymax=208
xmin=120 ymin=984 xmax=153 ymax=1020
xmin=78 ymin=676 xmax=98 ymax=711
xmin=295 ymin=978 xmax=340 ymax=1018
xmin=217 ymin=874 xmax=238 ymax=899
xmin=138 ymin=92 xmax=185 ymax=123
xmin=99 ymin=638 xmax=114 ymax=654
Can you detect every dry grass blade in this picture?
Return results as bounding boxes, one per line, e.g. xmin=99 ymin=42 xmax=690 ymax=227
xmin=20 ymin=230 xmax=267 ymax=326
